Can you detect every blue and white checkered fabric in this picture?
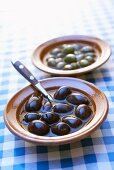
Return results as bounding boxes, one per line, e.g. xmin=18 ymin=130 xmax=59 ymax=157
xmin=0 ymin=0 xmax=114 ymax=169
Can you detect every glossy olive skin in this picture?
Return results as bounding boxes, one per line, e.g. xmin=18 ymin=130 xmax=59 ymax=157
xmin=51 ymin=122 xmax=70 ymax=135
xmin=55 ymin=58 xmax=63 ymax=63
xmin=64 ymin=64 xmax=73 ymax=70
xmin=64 ymin=54 xmax=76 ymax=63
xmin=56 ymin=61 xmax=66 ymax=69
xmin=41 ymin=112 xmax=60 ymax=124
xmin=47 ymin=58 xmax=56 ymax=67
xmin=25 ymin=95 xmax=42 ymax=112
xmin=51 ymin=48 xmax=61 ymax=55
xmin=54 ymin=104 xmax=74 ymax=114
xmin=62 ymin=116 xmax=83 ymax=128
xmin=22 ymin=86 xmax=94 ymax=137
xmin=79 ymin=59 xmax=90 ymax=67
xmin=62 ymin=45 xmax=75 ymax=54
xmin=85 ymin=56 xmax=95 ymax=63
xmin=76 ymin=54 xmax=85 ymax=62
xmin=66 ymin=94 xmax=89 ymax=105
xmin=81 ymin=46 xmax=95 ymax=53
xmin=46 ymin=43 xmax=96 ymax=70
xmin=75 ymin=104 xmax=92 ymax=120
xmin=56 ymin=52 xmax=65 ymax=58
xmin=85 ymin=52 xmax=96 ymax=58
xmin=54 ymin=86 xmax=72 ymax=100
xmin=70 ymin=44 xmax=82 ymax=51
xmin=24 ymin=112 xmax=41 ymax=122
xmin=28 ymin=120 xmax=50 ymax=135
xmin=41 ymin=102 xmax=52 ymax=112
xmin=71 ymin=62 xmax=80 ymax=69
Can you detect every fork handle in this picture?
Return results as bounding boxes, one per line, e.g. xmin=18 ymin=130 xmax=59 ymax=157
xmin=11 ymin=60 xmax=53 ymax=102
xmin=11 ymin=60 xmax=38 ymax=85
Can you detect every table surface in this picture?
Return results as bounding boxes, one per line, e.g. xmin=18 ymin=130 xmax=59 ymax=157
xmin=0 ymin=0 xmax=114 ymax=169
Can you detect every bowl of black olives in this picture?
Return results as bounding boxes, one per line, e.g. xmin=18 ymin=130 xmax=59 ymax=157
xmin=32 ymin=35 xmax=111 ymax=76
xmin=4 ymin=77 xmax=108 ymax=145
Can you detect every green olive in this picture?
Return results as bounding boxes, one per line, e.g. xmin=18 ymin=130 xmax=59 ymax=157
xmin=46 ymin=55 xmax=55 ymax=61
xmin=79 ymin=59 xmax=90 ymax=67
xmin=55 ymin=58 xmax=64 ymax=63
xmin=56 ymin=61 xmax=66 ymax=69
xmin=47 ymin=58 xmax=56 ymax=67
xmin=85 ymin=56 xmax=95 ymax=63
xmin=74 ymin=50 xmax=81 ymax=55
xmin=70 ymin=44 xmax=82 ymax=51
xmin=76 ymin=62 xmax=81 ymax=68
xmin=85 ymin=52 xmax=96 ymax=58
xmin=47 ymin=44 xmax=97 ymax=70
xmin=64 ymin=64 xmax=73 ymax=70
xmin=56 ymin=52 xmax=65 ymax=58
xmin=51 ymin=48 xmax=61 ymax=55
xmin=76 ymin=54 xmax=85 ymax=62
xmin=81 ymin=46 xmax=94 ymax=53
xmin=61 ymin=44 xmax=68 ymax=48
xmin=71 ymin=62 xmax=80 ymax=69
xmin=62 ymin=45 xmax=75 ymax=54
xmin=64 ymin=54 xmax=77 ymax=63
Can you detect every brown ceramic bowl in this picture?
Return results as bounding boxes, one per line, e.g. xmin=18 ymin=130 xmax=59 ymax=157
xmin=4 ymin=77 xmax=108 ymax=145
xmin=32 ymin=35 xmax=111 ymax=76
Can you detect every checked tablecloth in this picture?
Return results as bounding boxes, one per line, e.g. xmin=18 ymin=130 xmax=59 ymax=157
xmin=0 ymin=0 xmax=114 ymax=169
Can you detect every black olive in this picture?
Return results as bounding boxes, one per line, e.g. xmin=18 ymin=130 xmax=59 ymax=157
xmin=24 ymin=112 xmax=41 ymax=122
xmin=41 ymin=112 xmax=60 ymax=124
xmin=66 ymin=94 xmax=89 ymax=105
xmin=75 ymin=104 xmax=92 ymax=120
xmin=54 ymin=104 xmax=74 ymax=115
xmin=22 ymin=84 xmax=94 ymax=137
xmin=41 ymin=102 xmax=52 ymax=112
xmin=25 ymin=95 xmax=42 ymax=112
xmin=54 ymin=86 xmax=72 ymax=100
xmin=51 ymin=122 xmax=70 ymax=135
xmin=28 ymin=120 xmax=50 ymax=135
xmin=62 ymin=116 xmax=83 ymax=128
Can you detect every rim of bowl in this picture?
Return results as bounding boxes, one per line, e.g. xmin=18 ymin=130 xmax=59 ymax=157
xmin=4 ymin=77 xmax=109 ymax=145
xmin=32 ymin=35 xmax=111 ymax=75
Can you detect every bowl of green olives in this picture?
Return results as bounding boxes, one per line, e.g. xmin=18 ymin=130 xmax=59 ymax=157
xmin=32 ymin=35 xmax=111 ymax=76
xmin=4 ymin=77 xmax=108 ymax=145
